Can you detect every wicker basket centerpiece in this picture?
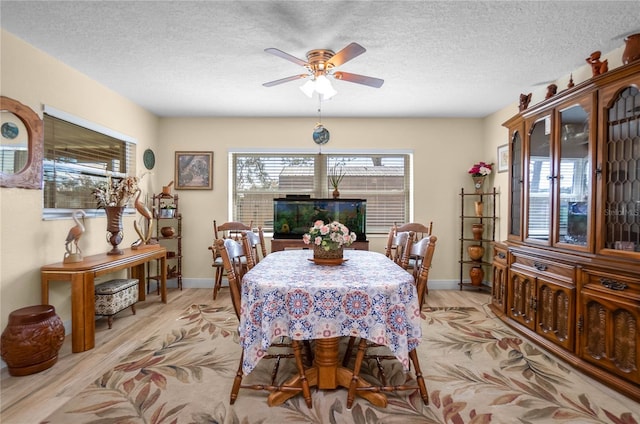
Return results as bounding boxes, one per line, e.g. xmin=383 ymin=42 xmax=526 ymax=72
xmin=314 ymin=245 xmax=344 ymax=260
xmin=303 ymin=220 xmax=356 ymax=265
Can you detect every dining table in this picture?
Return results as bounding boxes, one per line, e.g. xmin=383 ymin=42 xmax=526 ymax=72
xmin=240 ymin=248 xmax=421 ymax=407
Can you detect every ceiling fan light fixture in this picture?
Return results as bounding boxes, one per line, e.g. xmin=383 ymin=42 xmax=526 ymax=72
xmin=299 ymin=75 xmax=337 ymax=99
xmin=300 ymin=79 xmax=315 ymax=97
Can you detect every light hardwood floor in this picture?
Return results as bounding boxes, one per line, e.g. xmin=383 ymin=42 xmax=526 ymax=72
xmin=0 ymin=288 xmax=512 ymax=423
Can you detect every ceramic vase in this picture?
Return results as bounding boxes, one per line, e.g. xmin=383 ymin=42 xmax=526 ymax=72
xmin=0 ymin=305 xmax=65 ymax=376
xmin=474 ymin=201 xmax=484 ymax=216
xmin=469 ymin=266 xmax=484 ymax=286
xmin=471 ymin=223 xmax=484 ymax=240
xmin=332 ymin=188 xmax=340 ymax=199
xmin=467 ymin=245 xmax=485 ymax=261
xmin=105 ymin=206 xmax=125 ymax=255
xmin=622 ymin=33 xmax=640 ymax=65
xmin=472 ymin=176 xmax=485 ymax=194
xmin=161 ymin=226 xmax=175 ymax=237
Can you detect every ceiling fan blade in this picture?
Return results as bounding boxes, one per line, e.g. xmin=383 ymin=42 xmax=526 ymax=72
xmin=327 ymin=42 xmax=366 ymax=68
xmin=264 ymin=48 xmax=308 ymax=67
xmin=333 ymin=71 xmax=384 ymax=88
xmin=262 ymin=74 xmax=308 ymax=87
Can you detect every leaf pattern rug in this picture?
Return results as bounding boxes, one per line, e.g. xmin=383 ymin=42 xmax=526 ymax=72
xmin=41 ymin=302 xmax=639 ymax=424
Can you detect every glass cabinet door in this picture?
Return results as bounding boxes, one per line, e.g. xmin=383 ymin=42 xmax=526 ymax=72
xmin=527 ymin=116 xmax=552 ymax=243
xmin=510 ymin=130 xmax=523 ymax=238
xmin=604 ymin=86 xmax=640 ymax=253
xmin=556 ymin=103 xmax=591 ymax=248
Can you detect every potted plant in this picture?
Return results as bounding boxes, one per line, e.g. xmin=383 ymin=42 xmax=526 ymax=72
xmin=468 ymin=161 xmax=492 ymax=193
xmin=328 ymin=162 xmax=346 ymax=198
xmin=159 ymin=203 xmax=176 ymax=218
xmin=303 ymin=220 xmax=356 ymax=262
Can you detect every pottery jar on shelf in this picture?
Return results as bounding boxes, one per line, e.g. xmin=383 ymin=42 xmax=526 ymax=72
xmin=471 ymin=223 xmax=484 ymax=240
xmin=161 ymin=226 xmax=175 ymax=237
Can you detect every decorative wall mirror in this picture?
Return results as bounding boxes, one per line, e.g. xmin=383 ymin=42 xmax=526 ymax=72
xmin=0 ymin=96 xmax=43 ymax=189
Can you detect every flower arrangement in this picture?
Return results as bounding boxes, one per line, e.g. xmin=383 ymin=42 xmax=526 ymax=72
xmin=468 ymin=161 xmax=493 ymax=177
xmin=303 ymin=220 xmax=356 ymax=251
xmin=92 ymin=175 xmax=139 ymax=208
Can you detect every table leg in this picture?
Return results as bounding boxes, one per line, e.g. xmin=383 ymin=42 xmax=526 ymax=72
xmin=70 ymin=273 xmax=95 ymax=353
xmin=41 ymin=275 xmax=49 ymax=304
xmin=131 ymin=263 xmax=146 ymax=302
xmin=267 ymin=337 xmax=387 ymax=408
xmin=160 ymin=255 xmax=167 ymax=303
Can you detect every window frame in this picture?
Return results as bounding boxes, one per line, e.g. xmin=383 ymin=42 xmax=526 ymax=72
xmin=42 ymin=105 xmax=137 ymax=220
xmin=229 ymin=149 xmax=413 ymax=235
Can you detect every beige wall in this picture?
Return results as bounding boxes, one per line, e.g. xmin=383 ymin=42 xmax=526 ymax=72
xmin=1 ymin=28 xmax=627 ymax=335
xmin=1 ymin=31 xmax=160 ymax=331
xmin=156 ymin=116 xmax=487 ymax=286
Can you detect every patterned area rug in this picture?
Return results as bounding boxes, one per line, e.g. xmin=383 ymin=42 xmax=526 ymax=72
xmin=42 ymin=303 xmax=639 ymax=423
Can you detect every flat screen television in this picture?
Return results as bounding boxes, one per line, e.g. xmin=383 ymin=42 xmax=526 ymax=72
xmin=273 ymin=198 xmax=366 ymax=241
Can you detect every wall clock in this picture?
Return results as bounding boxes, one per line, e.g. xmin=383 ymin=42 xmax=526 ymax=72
xmin=143 ymin=148 xmax=155 ymax=170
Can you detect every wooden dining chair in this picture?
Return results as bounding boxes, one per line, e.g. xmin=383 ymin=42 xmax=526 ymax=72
xmin=342 ymin=234 xmax=437 ymax=408
xmin=400 ymin=234 xmax=438 ymax=302
xmin=393 ymin=222 xmax=433 ymax=278
xmin=384 ymin=227 xmax=413 ymax=264
xmin=215 ymin=238 xmax=312 ymax=408
xmin=344 ymin=237 xmax=436 ymax=408
xmin=394 ymin=221 xmax=433 ymax=241
xmin=242 ymin=226 xmax=267 ymax=266
xmin=209 ymin=220 xmax=253 ymax=300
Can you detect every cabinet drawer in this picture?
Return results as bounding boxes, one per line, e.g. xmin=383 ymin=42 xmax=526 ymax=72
xmin=493 ymin=243 xmax=508 ymax=265
xmin=581 ymin=269 xmax=640 ymax=300
xmin=511 ymin=252 xmax=575 ymax=283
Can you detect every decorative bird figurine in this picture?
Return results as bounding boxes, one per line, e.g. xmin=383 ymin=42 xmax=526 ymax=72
xmin=64 ymin=210 xmax=86 ymax=263
xmin=132 ymin=188 xmax=154 ymax=248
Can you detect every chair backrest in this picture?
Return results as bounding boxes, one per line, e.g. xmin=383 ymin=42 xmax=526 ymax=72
xmin=242 ymin=227 xmax=267 ymax=265
xmin=394 ymin=221 xmax=433 ymax=242
xmin=384 ymin=227 xmax=413 ymax=264
xmin=215 ymin=238 xmax=247 ymax=318
xmin=214 ymin=220 xmax=253 ymax=242
xmin=241 ymin=232 xmax=256 ymax=270
xmin=406 ymin=235 xmax=437 ymax=306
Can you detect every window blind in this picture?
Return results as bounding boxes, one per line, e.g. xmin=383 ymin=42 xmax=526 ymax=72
xmin=43 ymin=113 xmax=136 ymax=218
xmin=232 ymin=153 xmax=410 ymax=234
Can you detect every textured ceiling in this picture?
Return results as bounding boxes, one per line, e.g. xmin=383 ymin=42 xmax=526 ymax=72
xmin=2 ymin=1 xmax=639 ymax=118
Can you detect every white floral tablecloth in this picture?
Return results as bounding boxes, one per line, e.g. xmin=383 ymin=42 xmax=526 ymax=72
xmin=239 ymin=249 xmax=421 ymax=374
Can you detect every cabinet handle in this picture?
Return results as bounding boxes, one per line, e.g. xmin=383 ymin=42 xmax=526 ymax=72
xmin=497 ymin=252 xmax=506 ymax=259
xmin=600 ymin=278 xmax=628 ymax=291
xmin=577 ymin=315 xmax=583 ymax=334
xmin=533 ymin=262 xmax=547 ymax=271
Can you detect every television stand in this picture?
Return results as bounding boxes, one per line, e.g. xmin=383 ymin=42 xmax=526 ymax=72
xmin=271 ymin=239 xmax=369 ymax=252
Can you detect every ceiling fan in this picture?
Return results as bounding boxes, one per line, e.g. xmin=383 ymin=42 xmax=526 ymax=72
xmin=262 ymin=42 xmax=384 ymax=99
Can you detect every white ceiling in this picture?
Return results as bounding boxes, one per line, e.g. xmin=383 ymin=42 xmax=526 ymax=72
xmin=2 ymin=1 xmax=639 ymax=118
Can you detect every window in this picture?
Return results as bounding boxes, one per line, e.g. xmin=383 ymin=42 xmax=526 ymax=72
xmin=232 ymin=152 xmax=411 ymax=234
xmin=43 ymin=107 xmax=136 ymax=219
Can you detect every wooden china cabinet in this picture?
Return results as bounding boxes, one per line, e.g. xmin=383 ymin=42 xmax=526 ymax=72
xmin=491 ymin=60 xmax=640 ymax=402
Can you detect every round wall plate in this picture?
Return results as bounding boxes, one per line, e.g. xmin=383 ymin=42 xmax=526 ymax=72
xmin=313 ymin=124 xmax=330 ymax=145
xmin=143 ymin=148 xmax=155 ymax=170
xmin=1 ymin=122 xmax=19 ymax=139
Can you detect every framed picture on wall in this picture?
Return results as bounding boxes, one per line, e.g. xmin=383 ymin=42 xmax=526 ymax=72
xmin=497 ymin=144 xmax=508 ymax=173
xmin=175 ymin=151 xmax=213 ymax=190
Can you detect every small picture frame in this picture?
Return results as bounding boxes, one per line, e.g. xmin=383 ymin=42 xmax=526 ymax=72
xmin=497 ymin=144 xmax=509 ymax=173
xmin=175 ymin=151 xmax=213 ymax=190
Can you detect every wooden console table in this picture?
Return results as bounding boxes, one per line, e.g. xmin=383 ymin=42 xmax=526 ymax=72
xmin=41 ymin=246 xmax=167 ymax=353
xmin=271 ymin=239 xmax=369 ymax=252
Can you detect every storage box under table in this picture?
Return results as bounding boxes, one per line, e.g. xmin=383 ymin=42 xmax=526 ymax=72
xmin=95 ymin=278 xmax=138 ymax=329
